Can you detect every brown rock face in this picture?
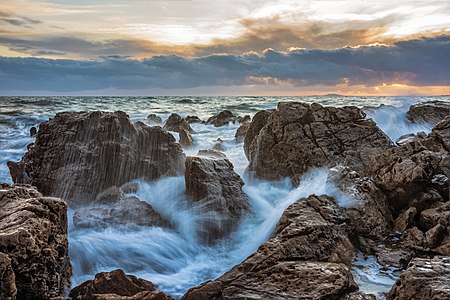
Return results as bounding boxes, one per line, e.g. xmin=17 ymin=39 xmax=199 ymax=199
xmin=406 ymin=100 xmax=450 ymax=126
xmin=179 ymin=128 xmax=193 ymax=147
xmin=234 ymin=122 xmax=249 ymax=143
xmin=7 ymin=111 xmax=185 ymax=206
xmin=0 ymin=253 xmax=16 ymax=300
xmin=185 ymin=150 xmax=250 ymax=244
xmin=69 ymin=269 xmax=173 ymax=300
xmin=182 ymin=195 xmax=359 ymax=300
xmin=164 ymin=113 xmax=193 ymax=133
xmin=206 ymin=110 xmax=237 ymax=127
xmin=247 ymin=102 xmax=393 ymax=182
xmin=0 ymin=184 xmax=71 ymax=300
xmin=243 ymin=109 xmax=272 ymax=160
xmin=387 ymin=256 xmax=450 ymax=300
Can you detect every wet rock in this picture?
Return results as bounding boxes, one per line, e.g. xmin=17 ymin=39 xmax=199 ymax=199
xmin=247 ymin=102 xmax=393 ymax=182
xmin=394 ymin=207 xmax=417 ymax=232
xmin=235 ymin=122 xmax=250 ymax=143
xmin=164 ymin=113 xmax=192 ymax=133
xmin=395 ymin=132 xmax=426 ymax=146
xmin=237 ymin=114 xmax=251 ymax=124
xmin=185 ymin=151 xmax=250 ymax=244
xmin=387 ymin=256 xmax=450 ymax=300
xmin=185 ymin=115 xmax=202 ymax=124
xmin=182 ymin=195 xmax=358 ymax=299
xmin=420 ymin=201 xmax=450 ymax=231
xmin=0 ymin=252 xmax=16 ymax=300
xmin=179 ymin=128 xmax=193 ymax=147
xmin=29 ymin=126 xmax=37 ymax=137
xmin=342 ymin=292 xmax=376 ymax=300
xmin=0 ymin=184 xmax=71 ymax=300
xmin=425 ymin=224 xmax=446 ymax=248
xmin=69 ymin=269 xmax=173 ymax=300
xmin=146 ymin=113 xmax=162 ymax=125
xmin=206 ymin=110 xmax=237 ymax=127
xmin=243 ymin=109 xmax=272 ymax=160
xmin=406 ymin=100 xmax=450 ymax=126
xmin=7 ymin=111 xmax=185 ymax=206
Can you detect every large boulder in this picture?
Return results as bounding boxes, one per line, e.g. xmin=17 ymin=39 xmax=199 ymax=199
xmin=185 ymin=150 xmax=250 ymax=244
xmin=69 ymin=269 xmax=173 ymax=300
xmin=246 ymin=102 xmax=393 ymax=182
xmin=182 ymin=195 xmax=360 ymax=299
xmin=423 ymin=116 xmax=450 ymax=184
xmin=406 ymin=100 xmax=450 ymax=126
xmin=243 ymin=109 xmax=272 ymax=159
xmin=7 ymin=111 xmax=185 ymax=206
xmin=164 ymin=113 xmax=193 ymax=133
xmin=0 ymin=184 xmax=71 ymax=300
xmin=206 ymin=110 xmax=237 ymax=127
xmin=386 ymin=256 xmax=450 ymax=300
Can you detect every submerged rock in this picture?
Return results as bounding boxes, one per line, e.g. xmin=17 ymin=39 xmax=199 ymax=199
xmin=206 ymin=110 xmax=237 ymax=127
xmin=0 ymin=184 xmax=71 ymax=300
xmin=185 ymin=150 xmax=250 ymax=244
xmin=185 ymin=115 xmax=202 ymax=124
xmin=70 ymin=269 xmax=173 ymax=300
xmin=7 ymin=111 xmax=185 ymax=206
xmin=395 ymin=132 xmax=426 ymax=146
xmin=246 ymin=102 xmax=393 ymax=182
xmin=406 ymin=100 xmax=450 ymax=126
xmin=182 ymin=195 xmax=360 ymax=299
xmin=386 ymin=256 xmax=450 ymax=300
xmin=147 ymin=113 xmax=163 ymax=125
xmin=164 ymin=113 xmax=193 ymax=133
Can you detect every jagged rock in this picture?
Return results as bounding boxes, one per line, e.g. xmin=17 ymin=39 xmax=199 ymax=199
xmin=185 ymin=115 xmax=202 ymax=124
xmin=247 ymin=102 xmax=393 ymax=182
xmin=0 ymin=184 xmax=71 ymax=300
xmin=342 ymin=292 xmax=376 ymax=300
xmin=7 ymin=111 xmax=185 ymax=206
xmin=235 ymin=123 xmax=250 ymax=143
xmin=179 ymin=128 xmax=193 ymax=147
xmin=69 ymin=269 xmax=173 ymax=300
xmin=146 ymin=114 xmax=162 ymax=125
xmin=237 ymin=115 xmax=251 ymax=124
xmin=395 ymin=132 xmax=426 ymax=146
xmin=420 ymin=201 xmax=450 ymax=231
xmin=185 ymin=151 xmax=250 ymax=244
xmin=163 ymin=113 xmax=193 ymax=133
xmin=406 ymin=100 xmax=450 ymax=126
xmin=243 ymin=109 xmax=272 ymax=159
xmin=387 ymin=256 xmax=450 ymax=300
xmin=328 ymin=166 xmax=393 ymax=242
xmin=29 ymin=126 xmax=37 ymax=137
xmin=206 ymin=110 xmax=237 ymax=127
xmin=181 ymin=195 xmax=358 ymax=300
xmin=0 ymin=252 xmax=16 ymax=300
xmin=425 ymin=224 xmax=446 ymax=248
xmin=394 ymin=207 xmax=417 ymax=232
xmin=366 ymin=141 xmax=443 ymax=213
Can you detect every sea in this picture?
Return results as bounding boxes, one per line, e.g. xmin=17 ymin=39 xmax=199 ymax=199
xmin=1 ymin=95 xmax=448 ymax=299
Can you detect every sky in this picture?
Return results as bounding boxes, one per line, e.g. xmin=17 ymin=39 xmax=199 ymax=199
xmin=0 ymin=0 xmax=450 ymax=96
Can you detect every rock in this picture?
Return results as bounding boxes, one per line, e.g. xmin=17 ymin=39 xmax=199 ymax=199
xmin=366 ymin=141 xmax=443 ymax=213
xmin=247 ymin=102 xmax=393 ymax=182
xmin=69 ymin=269 xmax=173 ymax=300
xmin=342 ymin=292 xmax=376 ymax=300
xmin=237 ymin=115 xmax=251 ymax=124
xmin=73 ymin=195 xmax=171 ymax=229
xmin=386 ymin=256 xmax=450 ymax=300
xmin=395 ymin=132 xmax=426 ymax=146
xmin=0 ymin=184 xmax=71 ymax=300
xmin=406 ymin=100 xmax=450 ymax=125
xmin=146 ymin=113 xmax=162 ymax=125
xmin=0 ymin=252 xmax=16 ymax=300
xmin=394 ymin=207 xmax=417 ymax=232
xmin=7 ymin=111 xmax=185 ymax=206
xmin=420 ymin=201 xmax=450 ymax=231
xmin=163 ymin=113 xmax=193 ymax=133
xmin=235 ymin=123 xmax=250 ymax=143
xmin=185 ymin=115 xmax=202 ymax=124
xmin=243 ymin=109 xmax=272 ymax=160
xmin=179 ymin=128 xmax=193 ymax=147
xmin=206 ymin=110 xmax=237 ymax=127
xmin=29 ymin=126 xmax=37 ymax=137
xmin=328 ymin=166 xmax=393 ymax=242
xmin=425 ymin=224 xmax=446 ymax=248
xmin=181 ymin=195 xmax=358 ymax=300
xmin=185 ymin=151 xmax=250 ymax=244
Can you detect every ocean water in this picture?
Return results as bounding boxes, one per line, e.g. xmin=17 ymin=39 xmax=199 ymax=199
xmin=0 ymin=95 xmax=448 ymax=298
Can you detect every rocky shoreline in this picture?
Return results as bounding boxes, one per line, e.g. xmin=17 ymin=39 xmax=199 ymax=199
xmin=1 ymin=100 xmax=449 ymax=299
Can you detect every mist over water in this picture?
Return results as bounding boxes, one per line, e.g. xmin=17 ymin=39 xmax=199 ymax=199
xmin=1 ymin=95 xmax=448 ymax=298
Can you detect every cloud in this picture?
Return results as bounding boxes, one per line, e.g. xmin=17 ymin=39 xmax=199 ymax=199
xmin=0 ymin=11 xmax=41 ymax=28
xmin=0 ymin=35 xmax=449 ymax=93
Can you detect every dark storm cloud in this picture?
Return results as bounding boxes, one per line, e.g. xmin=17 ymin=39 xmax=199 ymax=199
xmin=0 ymin=11 xmax=41 ymax=28
xmin=0 ymin=35 xmax=449 ymax=92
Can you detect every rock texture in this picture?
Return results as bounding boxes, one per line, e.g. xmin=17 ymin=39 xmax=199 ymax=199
xmin=163 ymin=113 xmax=192 ymax=133
xmin=387 ymin=256 xmax=450 ymax=300
xmin=0 ymin=184 xmax=71 ymax=300
xmin=147 ymin=114 xmax=162 ymax=125
xmin=69 ymin=269 xmax=173 ymax=300
xmin=185 ymin=115 xmax=202 ymax=124
xmin=234 ymin=122 xmax=249 ymax=143
xmin=243 ymin=109 xmax=272 ymax=160
xmin=7 ymin=111 xmax=185 ymax=206
xmin=406 ymin=100 xmax=450 ymax=126
xmin=182 ymin=195 xmax=360 ymax=300
xmin=185 ymin=150 xmax=250 ymax=244
xmin=206 ymin=110 xmax=238 ymax=127
xmin=179 ymin=128 xmax=193 ymax=147
xmin=246 ymin=102 xmax=393 ymax=182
